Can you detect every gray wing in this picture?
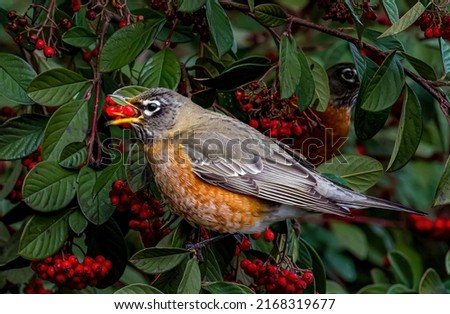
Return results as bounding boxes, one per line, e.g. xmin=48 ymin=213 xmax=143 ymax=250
xmin=175 ymin=115 xmax=350 ymax=216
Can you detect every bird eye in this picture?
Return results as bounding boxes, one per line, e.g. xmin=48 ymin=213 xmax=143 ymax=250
xmin=142 ymin=99 xmax=161 ymax=116
xmin=340 ymin=68 xmax=357 ymax=83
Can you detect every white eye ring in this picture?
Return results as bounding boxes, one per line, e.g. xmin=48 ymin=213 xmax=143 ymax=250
xmin=341 ymin=68 xmax=356 ymax=83
xmin=142 ymin=99 xmax=161 ymax=116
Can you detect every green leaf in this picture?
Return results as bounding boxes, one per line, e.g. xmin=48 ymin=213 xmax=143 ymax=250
xmin=68 ymin=209 xmax=88 ymax=235
xmin=419 ymin=268 xmax=447 ymax=294
xmin=0 ymin=160 xmax=22 ymax=199
xmin=349 ymin=43 xmax=366 ymax=79
xmin=248 ymin=0 xmax=255 ymax=12
xmin=387 ymin=284 xmax=414 ymax=294
xmin=0 ymin=114 xmax=48 ymax=160
xmin=388 ymin=250 xmax=414 ymax=288
xmin=177 ymin=0 xmax=206 ymax=12
xmin=130 ymin=247 xmax=190 ymax=274
xmin=434 ymin=156 xmax=450 ymax=206
xmin=364 ymin=29 xmax=405 ymax=52
xmin=114 ymin=283 xmax=163 ymax=294
xmin=361 ymin=52 xmax=404 ymax=112
xmin=62 ymin=26 xmax=97 ymax=48
xmin=202 ymin=282 xmax=255 ymax=294
xmin=254 ymin=3 xmax=287 ymax=27
xmin=279 ymin=34 xmax=301 ymax=99
xmin=205 ymin=0 xmax=234 ymax=57
xmin=317 ymin=154 xmax=383 ymax=192
xmin=387 ymin=85 xmax=422 ymax=172
xmin=446 ymin=250 xmax=450 ymax=275
xmin=152 ymin=259 xmax=188 ymax=293
xmin=178 ymin=258 xmax=201 ymax=294
xmin=112 ymin=86 xmax=149 ymax=98
xmin=59 ymin=142 xmax=87 ymax=169
xmin=126 ymin=143 xmax=149 ymax=192
xmin=0 ymin=53 xmax=36 ymax=104
xmin=139 ymin=49 xmax=181 ymax=90
xmin=196 ymin=58 xmax=271 ymax=90
xmin=330 ymin=221 xmax=368 ymax=260
xmin=23 ymin=161 xmax=78 ymax=212
xmin=92 ymin=160 xmax=125 ymax=197
xmin=295 ymin=53 xmax=315 ymax=111
xmin=85 ymin=218 xmax=128 ymax=288
xmin=355 ymin=106 xmax=390 ymax=140
xmin=0 ymin=222 xmax=10 ymax=247
xmin=381 ymin=0 xmax=399 ymax=24
xmin=42 ymin=100 xmax=89 ymax=161
xmin=299 ymin=237 xmax=326 ymax=294
xmin=310 ymin=59 xmax=329 ymax=112
xmin=371 ymin=268 xmax=389 ymax=284
xmin=403 ymin=53 xmax=437 ymax=80
xmin=77 ymin=166 xmax=115 ymax=225
xmin=27 ymin=68 xmax=88 ymax=107
xmin=201 ymin=248 xmax=222 ymax=282
xmin=18 ymin=211 xmax=70 ymax=260
xmin=344 ymin=0 xmax=363 ymax=27
xmin=358 ymin=283 xmax=390 ymax=294
xmin=379 ymin=2 xmax=426 ymax=38
xmin=439 ymin=38 xmax=450 ymax=74
xmin=99 ymin=18 xmax=165 ymax=72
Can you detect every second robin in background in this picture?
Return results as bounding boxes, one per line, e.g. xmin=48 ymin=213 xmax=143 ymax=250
xmin=107 ymin=86 xmax=423 ymax=235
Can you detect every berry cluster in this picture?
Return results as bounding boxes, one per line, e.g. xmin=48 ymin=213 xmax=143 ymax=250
xmin=235 ymin=82 xmax=305 ymax=139
xmin=240 ymin=258 xmax=314 ymax=294
xmin=318 ymin=0 xmax=376 ymax=23
xmin=0 ymin=107 xmax=17 ymax=121
xmin=23 ymin=279 xmax=53 ymax=294
xmin=31 ymin=252 xmax=112 ymax=290
xmin=21 ymin=145 xmax=42 ymax=171
xmin=6 ymin=173 xmax=25 ymax=203
xmin=82 ymin=46 xmax=100 ymax=63
xmin=236 ymin=228 xmax=276 ymax=255
xmin=407 ymin=215 xmax=450 ymax=240
xmin=103 ymin=96 xmax=137 ymax=128
xmin=110 ymin=180 xmax=170 ymax=247
xmin=417 ymin=11 xmax=450 ymax=40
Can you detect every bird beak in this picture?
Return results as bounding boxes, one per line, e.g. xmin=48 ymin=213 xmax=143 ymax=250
xmin=105 ymin=94 xmax=144 ymax=126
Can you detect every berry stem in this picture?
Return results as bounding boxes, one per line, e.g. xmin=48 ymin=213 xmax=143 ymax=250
xmin=163 ymin=17 xmax=178 ymax=48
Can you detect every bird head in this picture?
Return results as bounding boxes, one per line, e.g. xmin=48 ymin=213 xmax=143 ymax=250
xmin=327 ymin=63 xmax=360 ymax=108
xmin=107 ymin=88 xmax=185 ymax=142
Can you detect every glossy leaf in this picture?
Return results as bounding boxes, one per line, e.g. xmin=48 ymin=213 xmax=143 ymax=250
xmin=99 ymin=18 xmax=165 ymax=72
xmin=0 ymin=114 xmax=48 ymax=160
xmin=62 ymin=26 xmax=97 ymax=48
xmin=23 ymin=161 xmax=78 ymax=212
xmin=364 ymin=29 xmax=405 ymax=52
xmin=201 ymin=248 xmax=222 ymax=282
xmin=206 ymin=0 xmax=234 ymax=57
xmin=388 ymin=250 xmax=414 ymax=288
xmin=130 ymin=247 xmax=190 ymax=274
xmin=433 ymin=156 xmax=450 ymax=206
xmin=387 ymin=85 xmax=422 ymax=172
xmin=177 ymin=0 xmax=206 ymax=12
xmin=355 ymin=106 xmax=390 ymax=140
xmin=126 ymin=143 xmax=149 ymax=192
xmin=419 ymin=268 xmax=447 ymax=294
xmin=440 ymin=38 xmax=450 ymax=74
xmin=317 ymin=155 xmax=383 ymax=192
xmin=344 ymin=0 xmax=363 ymax=27
xmin=152 ymin=259 xmax=188 ymax=293
xmin=248 ymin=0 xmax=255 ymax=12
xmin=295 ymin=53 xmax=315 ymax=111
xmin=382 ymin=0 xmax=399 ymax=24
xmin=77 ymin=166 xmax=115 ymax=225
xmin=18 ymin=211 xmax=70 ymax=260
xmin=446 ymin=251 xmax=450 ymax=275
xmin=59 ymin=142 xmax=87 ymax=169
xmin=202 ymin=282 xmax=254 ymax=294
xmin=254 ymin=3 xmax=287 ymax=27
xmin=42 ymin=100 xmax=89 ymax=161
xmin=310 ymin=59 xmax=329 ymax=112
xmin=279 ymin=34 xmax=301 ymax=99
xmin=27 ymin=68 xmax=88 ymax=107
xmin=0 ymin=160 xmax=22 ymax=199
xmin=403 ymin=53 xmax=437 ymax=80
xmin=0 ymin=53 xmax=36 ymax=104
xmin=387 ymin=284 xmax=414 ymax=294
xmin=92 ymin=159 xmax=125 ymax=196
xmin=178 ymin=258 xmax=201 ymax=294
xmin=379 ymin=2 xmax=426 ymax=38
xmin=68 ymin=209 xmax=88 ymax=235
xmin=330 ymin=221 xmax=368 ymax=260
xmin=139 ymin=49 xmax=181 ymax=90
xmin=361 ymin=52 xmax=404 ymax=112
xmin=115 ymin=284 xmax=163 ymax=294
xmin=358 ymin=283 xmax=390 ymax=294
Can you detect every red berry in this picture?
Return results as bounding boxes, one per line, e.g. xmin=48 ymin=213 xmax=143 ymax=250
xmin=241 ymin=103 xmax=253 ymax=113
xmin=17 ymin=17 xmax=28 ymax=26
xmin=260 ymin=117 xmax=271 ymax=129
xmin=71 ymin=0 xmax=81 ymax=11
xmin=433 ymin=26 xmax=443 ymax=38
xmin=365 ymin=11 xmax=376 ymax=20
xmin=240 ymin=258 xmax=251 ymax=270
xmin=43 ymin=46 xmax=55 ymax=58
xmin=7 ymin=10 xmax=17 ymax=20
xmin=113 ymin=179 xmax=126 ymax=190
xmin=34 ymin=39 xmax=45 ymax=50
xmin=263 ymin=228 xmax=275 ymax=242
xmin=61 ymin=260 xmax=72 ymax=272
xmin=55 ymin=274 xmax=66 ymax=284
xmin=277 ymin=276 xmax=287 ymax=287
xmin=83 ymin=256 xmax=94 ymax=266
xmin=292 ymin=124 xmax=303 ymax=137
xmin=118 ymin=20 xmax=128 ymax=28
xmin=286 ymin=272 xmax=298 ymax=284
xmin=248 ymin=119 xmax=259 ymax=129
xmin=239 ymin=238 xmax=251 ymax=251
xmin=86 ymin=10 xmax=97 ymax=20
xmin=266 ymin=265 xmax=277 ymax=275
xmin=269 ymin=127 xmax=278 ymax=138
xmin=251 ymin=232 xmax=261 ymax=240
xmin=82 ymin=51 xmax=92 ymax=62
xmin=110 ymin=195 xmax=120 ymax=206
xmin=91 ymin=46 xmax=100 ymax=57
xmin=279 ymin=127 xmax=291 ymax=137
xmin=95 ymin=255 xmax=106 ymax=264
xmin=424 ymin=27 xmax=434 ymax=38
xmin=246 ymin=263 xmax=258 ymax=277
xmin=47 ymin=266 xmax=55 ymax=278
xmin=122 ymin=105 xmax=136 ymax=117
xmin=302 ymin=271 xmax=314 ymax=284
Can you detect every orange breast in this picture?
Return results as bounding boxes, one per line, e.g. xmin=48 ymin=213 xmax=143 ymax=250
xmin=147 ymin=142 xmax=272 ymax=233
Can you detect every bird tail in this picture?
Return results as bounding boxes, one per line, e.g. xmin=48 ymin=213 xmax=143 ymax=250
xmin=337 ymin=194 xmax=426 ymax=216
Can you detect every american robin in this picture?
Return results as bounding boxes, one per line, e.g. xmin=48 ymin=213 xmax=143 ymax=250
xmin=107 ymin=87 xmax=423 ymax=234
xmin=294 ymin=63 xmax=359 ymax=165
